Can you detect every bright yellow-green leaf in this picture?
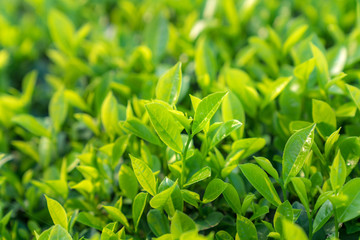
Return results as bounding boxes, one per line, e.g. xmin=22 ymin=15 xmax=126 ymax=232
xmin=291 ymin=177 xmax=310 ymax=212
xmin=346 ymin=84 xmax=360 ymax=111
xmin=133 ymin=192 xmax=148 ymax=232
xmin=330 ymin=150 xmax=347 ymax=191
xmin=156 ymin=62 xmax=182 ymax=105
xmin=145 ymin=102 xmax=183 ymax=153
xmin=122 ymin=117 xmax=162 ymax=146
xmin=192 ymin=91 xmax=228 ymax=136
xmin=282 ymin=219 xmax=308 ymax=240
xmin=45 ymin=195 xmax=68 ymax=230
xmin=239 ymin=163 xmax=282 ymax=207
xmin=12 ymin=114 xmax=51 ymax=138
xmin=283 ymin=124 xmax=316 ymax=186
xmin=130 ymin=154 xmax=157 ymax=196
xmin=101 ymin=91 xmax=120 ymax=139
xmin=283 ymin=25 xmax=308 ymax=55
xmin=103 ymin=206 xmax=130 ymax=229
xmin=150 ymin=180 xmax=178 ymax=210
xmin=222 ymin=91 xmax=245 ymax=140
xmin=312 ymin=99 xmax=336 ymax=138
xmin=49 ymin=88 xmax=68 ymax=132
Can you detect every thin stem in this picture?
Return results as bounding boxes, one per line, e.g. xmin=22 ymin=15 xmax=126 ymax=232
xmin=180 ymin=134 xmax=192 ymax=187
xmin=308 ymin=212 xmax=313 ymax=240
xmin=334 ymin=209 xmax=339 ymax=239
xmin=279 ymin=181 xmax=288 ymax=201
xmin=201 ymin=134 xmax=208 ymax=159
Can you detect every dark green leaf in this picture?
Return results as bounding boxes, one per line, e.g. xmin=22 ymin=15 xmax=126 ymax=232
xmin=236 ymin=215 xmax=258 ymax=240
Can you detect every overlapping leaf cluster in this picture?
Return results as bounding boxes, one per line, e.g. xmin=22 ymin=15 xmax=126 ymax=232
xmin=0 ymin=0 xmax=360 ymax=240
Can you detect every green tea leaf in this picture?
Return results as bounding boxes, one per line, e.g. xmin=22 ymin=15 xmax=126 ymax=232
xmin=150 ymin=180 xmax=178 ymax=210
xmin=221 ymin=91 xmax=245 ymax=140
xmin=291 ymin=177 xmax=310 ymax=212
xmin=49 ymin=88 xmax=68 ymax=132
xmin=250 ymin=206 xmax=269 ymax=220
xmin=47 ymin=9 xmax=75 ymax=55
xmin=224 ymin=68 xmax=259 ymax=118
xmin=294 ymin=58 xmax=315 ymax=82
xmin=181 ymin=190 xmax=200 ymax=208
xmin=158 ymin=178 xmax=183 ymax=215
xmin=346 ymin=84 xmax=360 ymax=111
xmin=45 ymin=195 xmax=68 ymax=230
xmin=232 ymin=138 xmax=266 ymax=160
xmin=48 ymin=225 xmax=72 ymax=240
xmin=156 ymin=62 xmax=182 ymax=105
xmin=145 ymin=14 xmax=168 ymax=62
xmin=236 ymin=215 xmax=258 ymax=240
xmin=12 ymin=114 xmax=51 ymax=138
xmin=313 ymin=200 xmax=333 ymax=233
xmin=338 ymin=137 xmax=360 ymax=175
xmin=241 ymin=193 xmax=256 ymax=215
xmin=103 ymin=206 xmax=130 ymax=229
xmin=239 ymin=163 xmax=281 ymax=207
xmin=122 ymin=118 xmax=161 ymax=146
xmin=197 ymin=212 xmax=223 ymax=231
xmin=147 ymin=209 xmax=170 ymax=237
xmin=184 ymin=167 xmax=211 ymax=187
xmin=76 ymin=212 xmax=105 ymax=231
xmin=20 ymin=70 xmax=37 ymax=105
xmin=119 ymin=165 xmax=138 ymax=200
xmin=283 ymin=25 xmax=308 ymax=55
xmin=274 ymin=201 xmax=293 ymax=234
xmin=330 ymin=150 xmax=346 ymax=191
xmin=192 ymin=91 xmax=228 ymax=136
xmin=209 ymin=120 xmax=242 ymax=150
xmin=195 ymin=37 xmax=216 ymax=89
xmin=282 ymin=219 xmax=308 ymax=240
xmin=74 ymin=113 xmax=99 ymax=135
xmin=312 ymin=99 xmax=336 ymax=138
xmin=324 ymin=128 xmax=341 ymax=160
xmin=169 ymin=110 xmax=192 ymax=133
xmin=215 ymin=230 xmax=234 ymax=240
xmin=190 ymin=94 xmax=201 ymax=112
xmin=101 ymin=92 xmax=120 ymax=138
xmin=133 ymin=192 xmax=148 ymax=232
xmin=145 ymin=102 xmax=183 ymax=153
xmin=64 ymin=89 xmax=88 ymax=112
xmin=334 ymin=178 xmax=360 ymax=223
xmin=311 ymin=43 xmax=330 ymax=87
xmin=254 ymin=156 xmax=279 ymax=180
xmin=130 ymin=154 xmax=157 ymax=196
xmin=202 ymin=178 xmax=228 ymax=204
xmin=222 ymin=183 xmax=241 ymax=214
xmin=283 ymin=124 xmax=316 ymax=186
xmin=171 ymin=211 xmax=197 ymax=238
xmin=260 ymin=76 xmax=292 ymax=108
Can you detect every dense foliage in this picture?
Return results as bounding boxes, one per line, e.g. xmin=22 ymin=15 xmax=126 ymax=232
xmin=1 ymin=0 xmax=360 ymax=239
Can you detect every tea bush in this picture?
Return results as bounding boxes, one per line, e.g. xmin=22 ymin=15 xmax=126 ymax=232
xmin=0 ymin=0 xmax=360 ymax=239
